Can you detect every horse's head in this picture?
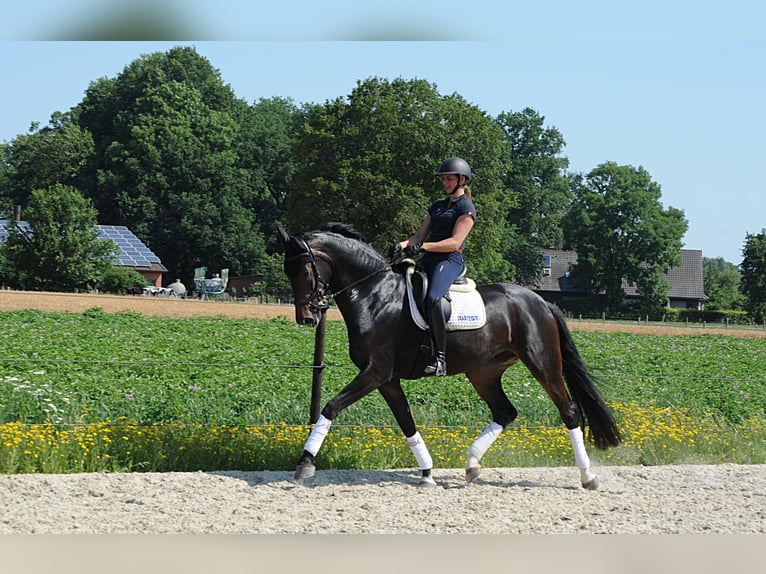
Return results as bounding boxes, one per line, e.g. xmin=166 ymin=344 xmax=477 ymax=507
xmin=278 ymin=226 xmax=333 ymax=327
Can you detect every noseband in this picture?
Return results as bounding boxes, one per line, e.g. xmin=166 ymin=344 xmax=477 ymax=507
xmin=284 ymin=236 xmax=331 ymax=313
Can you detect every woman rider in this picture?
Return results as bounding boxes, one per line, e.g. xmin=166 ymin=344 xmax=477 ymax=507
xmin=390 ymin=157 xmax=476 ymax=376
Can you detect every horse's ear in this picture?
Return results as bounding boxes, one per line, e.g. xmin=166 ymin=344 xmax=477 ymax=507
xmin=277 ymin=225 xmax=290 ymax=244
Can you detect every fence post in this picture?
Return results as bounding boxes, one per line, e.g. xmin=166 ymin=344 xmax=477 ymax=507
xmin=309 ymin=309 xmax=328 ymax=424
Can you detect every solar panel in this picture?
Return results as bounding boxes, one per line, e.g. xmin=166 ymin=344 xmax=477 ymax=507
xmin=0 ymin=220 xmax=162 ymax=269
xmin=0 ymin=220 xmax=31 ymax=242
xmin=97 ymin=225 xmax=161 ymax=268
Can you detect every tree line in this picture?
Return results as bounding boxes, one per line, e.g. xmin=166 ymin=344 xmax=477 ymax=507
xmin=1 ymin=46 xmax=764 ymax=320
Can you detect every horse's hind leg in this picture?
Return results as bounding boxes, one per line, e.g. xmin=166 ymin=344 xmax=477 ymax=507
xmin=519 ymin=338 xmax=600 ymax=490
xmin=532 ymin=375 xmax=600 ymax=489
xmin=378 ymin=378 xmax=436 ymax=487
xmin=464 ymin=367 xmax=519 ymax=484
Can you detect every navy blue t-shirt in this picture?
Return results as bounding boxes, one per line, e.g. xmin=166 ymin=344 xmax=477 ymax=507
xmin=427 ymin=194 xmax=477 ymax=250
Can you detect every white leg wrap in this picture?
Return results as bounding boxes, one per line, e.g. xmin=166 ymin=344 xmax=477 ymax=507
xmin=467 ymin=421 xmax=504 ymax=466
xmin=580 ymin=467 xmax=597 ymax=485
xmin=406 ymin=431 xmax=433 ymax=471
xmin=568 ymin=426 xmax=591 ymax=469
xmin=304 ymin=414 xmax=332 ymax=456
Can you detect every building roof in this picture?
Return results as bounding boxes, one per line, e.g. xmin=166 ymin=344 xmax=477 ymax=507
xmin=539 ymin=249 xmax=583 ymax=293
xmin=0 ymin=220 xmax=167 ymax=271
xmin=670 ymin=249 xmax=707 ymax=299
xmin=537 ymin=248 xmax=706 ymax=301
xmin=624 ymin=249 xmax=706 ymax=300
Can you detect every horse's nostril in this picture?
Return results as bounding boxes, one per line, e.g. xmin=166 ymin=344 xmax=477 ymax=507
xmin=295 ymin=314 xmax=317 ymax=327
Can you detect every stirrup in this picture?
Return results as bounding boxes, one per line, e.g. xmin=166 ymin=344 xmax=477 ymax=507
xmin=424 ymin=356 xmax=447 ymax=376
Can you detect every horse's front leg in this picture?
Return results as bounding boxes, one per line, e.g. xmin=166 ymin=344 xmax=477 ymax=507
xmin=293 ymin=366 xmax=387 ymax=482
xmin=294 ymin=423 xmax=327 ymax=480
xmin=378 ymin=378 xmax=436 ymax=488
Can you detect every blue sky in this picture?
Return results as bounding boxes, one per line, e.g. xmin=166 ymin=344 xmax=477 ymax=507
xmin=1 ymin=1 xmax=764 ymax=264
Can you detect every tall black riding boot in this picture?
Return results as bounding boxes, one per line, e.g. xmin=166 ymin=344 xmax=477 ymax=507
xmin=424 ymin=303 xmax=447 ymax=376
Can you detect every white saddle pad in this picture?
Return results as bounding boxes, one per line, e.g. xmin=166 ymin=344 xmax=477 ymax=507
xmin=446 ymin=287 xmax=487 ymax=330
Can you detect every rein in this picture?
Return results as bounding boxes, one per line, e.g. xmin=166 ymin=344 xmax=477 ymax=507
xmin=330 ymin=265 xmax=390 ymax=299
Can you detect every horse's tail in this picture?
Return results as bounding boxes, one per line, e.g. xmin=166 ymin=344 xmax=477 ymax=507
xmin=549 ymin=303 xmax=621 ymax=449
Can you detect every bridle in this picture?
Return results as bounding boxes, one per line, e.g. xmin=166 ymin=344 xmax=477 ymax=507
xmin=284 ymin=235 xmax=331 ymax=313
xmin=285 ymin=234 xmax=393 ymax=313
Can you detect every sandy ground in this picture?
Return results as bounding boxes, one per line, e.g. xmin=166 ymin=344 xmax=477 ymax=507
xmin=1 ymin=290 xmax=764 ymax=535
xmin=0 ymin=465 xmax=763 ymax=534
xmin=0 ymin=289 xmax=336 ymax=320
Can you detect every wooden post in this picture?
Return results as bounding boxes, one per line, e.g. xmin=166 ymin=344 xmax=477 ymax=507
xmin=309 ymin=309 xmax=328 ymax=424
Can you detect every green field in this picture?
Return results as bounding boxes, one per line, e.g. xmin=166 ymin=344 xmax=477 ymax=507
xmin=1 ymin=308 xmax=764 ymax=472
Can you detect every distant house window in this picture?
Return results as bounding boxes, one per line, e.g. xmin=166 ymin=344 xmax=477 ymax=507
xmin=542 ymin=254 xmax=551 ymax=276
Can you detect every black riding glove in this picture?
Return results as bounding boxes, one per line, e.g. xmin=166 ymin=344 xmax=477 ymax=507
xmin=404 ymin=242 xmax=423 ymax=257
xmin=388 ymin=243 xmax=402 ymax=258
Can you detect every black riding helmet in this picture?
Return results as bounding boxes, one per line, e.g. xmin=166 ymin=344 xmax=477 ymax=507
xmin=436 ymin=157 xmax=472 ymax=186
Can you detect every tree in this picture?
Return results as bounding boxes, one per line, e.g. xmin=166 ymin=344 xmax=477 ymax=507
xmin=75 ymin=46 xmax=269 ymax=285
xmin=235 ymin=96 xmax=304 ymax=251
xmin=3 ymin=184 xmax=115 ymax=291
xmin=0 ymin=112 xmax=94 ymax=209
xmin=703 ymin=257 xmax=745 ymax=310
xmin=740 ymin=229 xmax=766 ymax=322
xmin=496 ymin=108 xmax=571 ymax=285
xmin=563 ymin=162 xmax=688 ymax=310
xmin=287 ymin=76 xmax=510 ymax=284
xmin=0 ymin=143 xmax=11 ymax=213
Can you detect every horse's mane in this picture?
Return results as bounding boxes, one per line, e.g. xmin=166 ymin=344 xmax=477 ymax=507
xmin=318 ymin=222 xmax=366 ymax=241
xmin=299 ymin=222 xmax=385 ymax=265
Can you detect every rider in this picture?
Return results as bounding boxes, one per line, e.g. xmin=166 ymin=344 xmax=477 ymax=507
xmin=390 ymin=157 xmax=477 ymax=376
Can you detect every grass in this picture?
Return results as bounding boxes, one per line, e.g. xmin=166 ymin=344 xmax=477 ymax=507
xmin=0 ymin=308 xmax=764 ymax=473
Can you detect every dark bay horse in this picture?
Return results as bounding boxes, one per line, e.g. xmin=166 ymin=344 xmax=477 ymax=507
xmin=279 ymin=223 xmax=621 ymax=489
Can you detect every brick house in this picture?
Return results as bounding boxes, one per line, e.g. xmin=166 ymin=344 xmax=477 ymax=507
xmin=534 ymin=248 xmax=707 ymax=309
xmin=0 ymin=220 xmax=167 ymax=287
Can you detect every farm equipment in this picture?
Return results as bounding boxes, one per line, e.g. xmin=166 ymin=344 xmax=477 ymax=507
xmin=193 ymin=267 xmax=229 ymax=299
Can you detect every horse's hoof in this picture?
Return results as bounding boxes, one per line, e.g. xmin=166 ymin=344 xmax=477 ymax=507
xmin=418 ymin=476 xmax=437 ymax=488
xmin=582 ymin=476 xmax=599 ymax=491
xmin=294 ymin=461 xmax=316 ymax=481
xmin=465 ymin=465 xmax=482 ymax=484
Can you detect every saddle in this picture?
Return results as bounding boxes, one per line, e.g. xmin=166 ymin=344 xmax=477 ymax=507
xmin=399 ymin=259 xmax=486 ymax=331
